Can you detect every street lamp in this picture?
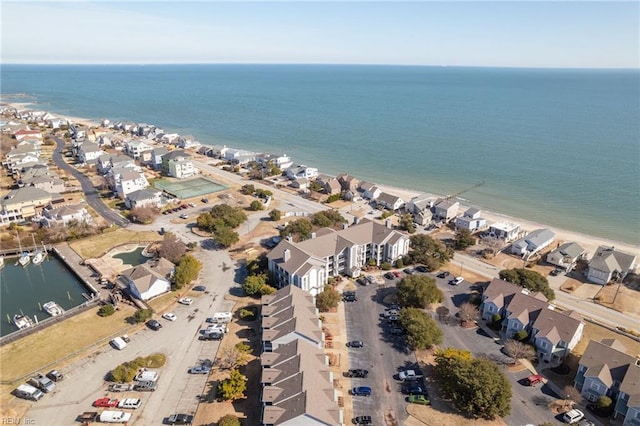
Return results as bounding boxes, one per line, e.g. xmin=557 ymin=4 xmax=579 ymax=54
xmin=460 ymin=262 xmax=464 ymax=276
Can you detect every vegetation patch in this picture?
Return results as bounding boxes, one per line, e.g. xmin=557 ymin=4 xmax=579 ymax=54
xmin=110 ymin=353 xmax=166 ymax=382
xmin=69 ymin=229 xmax=162 ymax=258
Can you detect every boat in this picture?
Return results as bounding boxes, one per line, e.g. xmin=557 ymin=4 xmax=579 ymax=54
xmin=0 ymin=256 xmax=4 ymax=270
xmin=42 ymin=301 xmax=65 ymax=317
xmin=18 ymin=252 xmax=30 ymax=267
xmin=12 ymin=314 xmax=34 ymax=330
xmin=31 ymin=236 xmax=46 ymax=265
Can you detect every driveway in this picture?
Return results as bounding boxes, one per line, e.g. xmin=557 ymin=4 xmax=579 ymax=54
xmin=51 ymin=135 xmax=129 ymax=227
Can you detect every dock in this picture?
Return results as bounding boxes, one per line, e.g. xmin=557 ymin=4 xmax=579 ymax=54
xmin=51 ymin=243 xmax=101 ymax=297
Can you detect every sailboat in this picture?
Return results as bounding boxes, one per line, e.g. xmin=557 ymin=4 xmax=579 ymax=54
xmin=17 ymin=233 xmax=30 ymax=267
xmin=31 ymin=236 xmax=46 ymax=265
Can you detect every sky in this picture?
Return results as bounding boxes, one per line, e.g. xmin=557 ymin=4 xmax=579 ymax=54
xmin=1 ymin=1 xmax=638 ymax=68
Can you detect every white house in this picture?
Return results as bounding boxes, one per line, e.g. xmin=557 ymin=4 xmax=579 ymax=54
xmin=358 ymin=181 xmax=382 ymax=200
xmin=13 ymin=129 xmax=43 ymax=141
xmin=286 ymin=165 xmax=319 ymax=180
xmin=119 ymin=258 xmax=174 ymax=301
xmin=488 ymin=221 xmax=521 ymax=243
xmin=224 ymin=148 xmax=256 ymax=165
xmin=455 ymin=207 xmax=487 ymax=232
xmin=376 ymin=192 xmax=405 ymax=211
xmin=77 ymin=142 xmax=104 ymax=165
xmin=125 ymin=188 xmax=163 ymax=210
xmin=167 ymin=158 xmax=198 ymax=179
xmin=510 ymin=228 xmax=556 ymax=259
xmin=28 ymin=175 xmax=66 ymax=194
xmin=115 ymin=170 xmax=149 ymax=200
xmin=41 ymin=203 xmax=92 ymax=227
xmin=124 ymin=139 xmax=154 ymax=160
xmin=586 ymin=246 xmax=637 ymax=285
xmin=433 ymin=199 xmax=460 ymax=222
xmin=546 ymin=242 xmax=586 ymax=269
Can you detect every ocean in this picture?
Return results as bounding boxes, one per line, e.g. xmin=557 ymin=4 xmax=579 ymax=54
xmin=1 ymin=64 xmax=638 ymax=245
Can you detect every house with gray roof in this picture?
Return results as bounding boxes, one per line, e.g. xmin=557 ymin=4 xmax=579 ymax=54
xmin=28 ymin=175 xmax=66 ymax=194
xmin=41 ymin=202 xmax=91 ymax=227
xmin=376 ymin=192 xmax=405 ymax=211
xmin=267 ymin=219 xmax=410 ymax=296
xmin=77 ymin=142 xmax=103 ymax=165
xmin=125 ymin=188 xmax=162 ymax=210
xmin=510 ymin=228 xmax=556 ymax=259
xmin=324 ymin=178 xmax=342 ymax=195
xmin=119 ymin=258 xmax=174 ymax=301
xmin=546 ymin=242 xmax=587 ymax=269
xmin=433 ymin=198 xmax=460 ymax=222
xmin=0 ymin=187 xmax=61 ymax=225
xmin=480 ymin=278 xmax=583 ymax=365
xmin=260 ymin=339 xmax=343 ymax=426
xmin=150 ymin=146 xmax=169 ymax=170
xmin=587 ymin=246 xmax=637 ymax=285
xmin=574 ymin=338 xmax=640 ymax=424
xmin=455 ymin=207 xmax=487 ymax=232
xmin=358 ymin=181 xmax=382 ymax=200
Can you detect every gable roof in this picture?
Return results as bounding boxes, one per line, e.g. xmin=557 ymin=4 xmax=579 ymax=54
xmin=377 ymin=192 xmax=403 ymax=207
xmin=162 ymin=149 xmax=190 ymax=161
xmin=589 ymin=246 xmax=636 ymax=274
xmin=126 ymin=188 xmax=161 ymax=202
xmin=524 ymin=228 xmax=555 ymax=247
xmin=580 ymin=339 xmax=635 ymax=389
xmin=550 ymin=242 xmax=586 ymax=259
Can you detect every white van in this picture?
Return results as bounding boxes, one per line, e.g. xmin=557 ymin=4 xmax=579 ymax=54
xmin=562 ymin=409 xmax=584 ymax=424
xmin=117 ymin=398 xmax=142 ymax=409
xmin=134 ymin=370 xmax=158 ymax=382
xmin=99 ymin=411 xmax=132 ymax=423
xmin=210 ymin=312 xmax=232 ymax=323
xmin=110 ymin=337 xmax=127 ymax=350
xmin=15 ymin=384 xmax=44 ymax=401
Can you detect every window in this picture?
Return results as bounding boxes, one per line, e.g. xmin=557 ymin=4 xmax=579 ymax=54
xmin=590 ymin=383 xmax=599 ymax=391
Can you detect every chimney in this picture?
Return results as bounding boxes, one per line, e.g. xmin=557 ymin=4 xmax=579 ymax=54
xmin=353 ymin=217 xmax=360 ymax=225
xmin=342 ymin=223 xmax=348 ymax=230
xmin=286 ymin=235 xmax=293 ymax=242
xmin=311 ymin=232 xmax=316 ymax=239
xmin=283 ymin=249 xmax=291 ymax=262
xmin=385 ymin=219 xmax=392 ymax=229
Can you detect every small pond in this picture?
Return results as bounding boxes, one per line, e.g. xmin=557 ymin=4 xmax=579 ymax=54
xmin=112 ymin=246 xmax=151 ymax=267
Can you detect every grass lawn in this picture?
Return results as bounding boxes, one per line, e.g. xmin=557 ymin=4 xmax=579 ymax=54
xmin=69 ymin=228 xmax=163 ymax=258
xmin=0 ymin=304 xmax=137 ymax=384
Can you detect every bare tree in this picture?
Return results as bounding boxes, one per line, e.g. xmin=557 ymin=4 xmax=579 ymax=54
xmin=130 ymin=206 xmax=159 ymax=224
xmin=216 ymin=344 xmax=250 ymax=370
xmin=503 ymin=339 xmax=536 ymax=362
xmin=436 ymin=306 xmax=450 ymax=321
xmin=157 ymin=233 xmax=186 ymax=263
xmin=562 ymin=385 xmax=583 ymax=410
xmin=458 ymin=302 xmax=479 ymax=323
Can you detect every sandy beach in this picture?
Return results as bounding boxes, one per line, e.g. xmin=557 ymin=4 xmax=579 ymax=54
xmin=5 ymin=102 xmax=639 ymax=260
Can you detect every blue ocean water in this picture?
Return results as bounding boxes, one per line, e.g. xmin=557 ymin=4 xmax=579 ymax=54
xmin=1 ymin=64 xmax=638 ymax=245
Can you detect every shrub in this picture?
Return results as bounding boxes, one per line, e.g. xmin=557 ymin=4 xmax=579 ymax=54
xmin=596 ymin=395 xmax=612 ymax=409
xmin=269 ymin=209 xmax=282 ymax=221
xmin=98 ymin=304 xmax=115 ymax=317
xmin=248 ymin=200 xmax=263 ymax=211
xmin=109 ymin=354 xmax=166 ymax=382
xmin=491 ymin=313 xmax=502 ymax=323
xmin=218 ymin=415 xmax=242 ymax=426
xmin=218 ymin=369 xmax=247 ymax=401
xmin=239 ymin=308 xmax=257 ymax=321
xmin=514 ymin=330 xmax=529 ymax=342
xmin=380 ymin=262 xmax=392 ymax=270
xmin=316 ymin=287 xmax=341 ymax=312
xmin=326 ymin=193 xmax=341 ymax=203
xmin=132 ymin=308 xmax=153 ymax=323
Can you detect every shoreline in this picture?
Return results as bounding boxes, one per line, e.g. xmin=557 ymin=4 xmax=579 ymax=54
xmin=3 ymin=100 xmax=638 ymax=259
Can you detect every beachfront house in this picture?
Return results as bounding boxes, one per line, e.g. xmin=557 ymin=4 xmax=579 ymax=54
xmin=41 ymin=203 xmax=92 ymax=227
xmin=455 ymin=207 xmax=487 ymax=232
xmin=119 ymin=258 xmax=174 ymax=301
xmin=407 ymin=195 xmax=436 ymax=226
xmin=433 ymin=199 xmax=460 ymax=222
xmin=289 ymin=177 xmax=310 ymax=191
xmin=480 ymin=278 xmax=584 ymax=365
xmin=0 ymin=187 xmax=59 ymax=225
xmin=546 ymin=242 xmax=587 ymax=270
xmin=487 ymin=221 xmax=522 ymax=243
xmin=177 ymin=134 xmax=200 ymax=149
xmin=358 ymin=181 xmax=382 ymax=200
xmin=573 ymin=338 xmax=640 ymax=425
xmin=286 ymin=165 xmax=319 ymax=181
xmin=510 ymin=228 xmax=556 ymax=259
xmin=124 ymin=139 xmax=154 ymax=160
xmin=324 ymin=178 xmax=342 ymax=195
xmin=150 ymin=146 xmax=169 ymax=170
xmin=125 ymin=188 xmax=163 ymax=210
xmin=267 ymin=219 xmax=410 ymax=296
xmin=161 ymin=150 xmax=197 ymax=178
xmin=586 ymin=246 xmax=637 ymax=285
xmin=337 ymin=173 xmax=360 ymax=192
xmin=224 ymin=148 xmax=256 ymax=165
xmin=376 ymin=192 xmax=405 ymax=211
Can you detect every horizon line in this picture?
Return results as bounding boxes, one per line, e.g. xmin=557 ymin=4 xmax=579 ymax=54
xmin=1 ymin=62 xmax=638 ymax=71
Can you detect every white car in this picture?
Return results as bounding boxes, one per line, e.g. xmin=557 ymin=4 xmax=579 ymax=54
xmin=562 ymin=409 xmax=584 ymax=424
xmin=178 ymin=297 xmax=193 ymax=305
xmin=450 ymin=276 xmax=464 ymax=285
xmin=179 ymin=213 xmax=189 ymax=219
xmin=162 ymin=312 xmax=177 ymax=321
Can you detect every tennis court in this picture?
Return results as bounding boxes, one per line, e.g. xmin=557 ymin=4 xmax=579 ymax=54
xmin=153 ymin=176 xmax=228 ymax=199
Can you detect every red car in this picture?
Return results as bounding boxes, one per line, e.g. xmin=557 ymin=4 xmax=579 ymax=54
xmin=392 ymin=271 xmax=402 ymax=278
xmin=93 ymin=397 xmax=119 ymax=407
xmin=524 ymin=374 xmax=543 ymax=386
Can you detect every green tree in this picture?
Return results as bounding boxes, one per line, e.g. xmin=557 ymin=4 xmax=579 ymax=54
xmin=249 ymin=200 xmax=264 ymax=211
xmin=407 ymin=234 xmax=453 ymax=271
xmin=396 ymin=275 xmax=443 ymax=308
xmin=435 ymin=349 xmax=511 ymax=419
xmin=281 ymin=218 xmax=313 ymax=241
xmin=243 ymin=274 xmax=268 ymax=297
xmin=309 ymin=181 xmax=324 ymax=192
xmin=326 ymin=193 xmax=341 ymax=203
xmin=255 ymin=188 xmax=273 ymax=198
xmin=454 ymin=229 xmax=476 ymax=250
xmin=246 ymin=255 xmax=268 ymax=276
xmin=269 ymin=209 xmax=282 ymax=221
xmin=173 ymin=254 xmax=203 ymax=289
xmin=499 ymin=268 xmax=555 ymax=300
xmin=240 ymin=184 xmax=255 ymax=195
xmin=311 ymin=210 xmax=346 ymax=228
xmin=218 ymin=414 xmax=242 ymax=426
xmin=133 ymin=308 xmax=153 ymax=323
xmin=514 ymin=329 xmax=529 ymax=342
xmin=316 ymin=286 xmax=341 ymax=312
xmin=596 ymin=395 xmax=612 ymax=409
xmin=209 ymin=204 xmax=248 ymax=228
xmin=398 ymin=308 xmax=443 ymax=350
xmin=214 ymin=225 xmax=240 ymax=248
xmin=218 ymin=369 xmax=247 ymax=401
xmin=98 ymin=304 xmax=115 ymax=317
xmin=399 ymin=214 xmax=416 ymax=233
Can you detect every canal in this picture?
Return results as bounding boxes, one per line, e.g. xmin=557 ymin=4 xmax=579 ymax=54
xmin=0 ymin=254 xmax=89 ymax=337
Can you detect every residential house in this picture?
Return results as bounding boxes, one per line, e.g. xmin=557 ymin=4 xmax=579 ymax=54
xmin=586 ymin=246 xmax=637 ymax=285
xmin=28 ymin=175 xmax=66 ymax=194
xmin=324 ymin=178 xmax=342 ymax=195
xmin=150 ymin=146 xmax=169 ymax=170
xmin=116 ymin=170 xmax=149 ymax=200
xmin=256 ymin=153 xmax=293 ymax=171
xmin=376 ymin=192 xmax=405 ymax=211
xmin=487 ymin=221 xmax=522 ymax=243
xmin=197 ymin=146 xmax=214 ymax=157
xmin=286 ymin=165 xmax=319 ymax=181
xmin=17 ymin=165 xmax=52 ymax=185
xmin=0 ymin=187 xmax=58 ymax=225
xmin=13 ymin=129 xmax=43 ymax=142
xmin=267 ymin=219 xmax=410 ymax=296
xmin=289 ymin=178 xmax=309 ymax=191
xmin=406 ymin=195 xmax=436 ymax=226
xmin=261 ymin=285 xmax=325 ymax=351
xmin=480 ymin=278 xmax=584 ymax=364
xmin=41 ymin=203 xmax=91 ymax=227
xmin=125 ymin=188 xmax=163 ymax=210
xmin=358 ymin=181 xmax=382 ymax=200
xmin=97 ymin=154 xmax=136 ymax=175
xmin=336 ymin=173 xmax=360 ymax=192
xmin=209 ymin=144 xmax=230 ymax=159
xmin=161 ymin=150 xmax=195 ymax=177
xmin=77 ymin=142 xmax=104 ymax=165
xmin=574 ymin=338 xmax=640 ymax=425
xmin=261 ymin=339 xmax=342 ymax=426
xmin=124 ymin=139 xmax=154 ymax=160
xmin=546 ymin=242 xmax=587 ymax=270
xmin=177 ymin=134 xmax=201 ymax=149
xmin=433 ymin=199 xmax=460 ymax=222
xmin=224 ymin=148 xmax=256 ymax=165
xmin=455 ymin=207 xmax=487 ymax=232
xmin=510 ymin=229 xmax=556 ymax=259
xmin=159 ymin=133 xmax=180 ymax=145
xmin=119 ymin=258 xmax=174 ymax=301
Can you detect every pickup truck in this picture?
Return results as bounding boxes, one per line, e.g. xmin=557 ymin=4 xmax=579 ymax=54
xmin=398 ymin=370 xmax=423 ymax=381
xmin=524 ymin=374 xmax=543 ymax=386
xmin=108 ymin=383 xmax=133 ymax=392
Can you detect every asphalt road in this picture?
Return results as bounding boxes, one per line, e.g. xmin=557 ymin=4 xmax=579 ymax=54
xmin=51 ymin=135 xmax=129 ymax=227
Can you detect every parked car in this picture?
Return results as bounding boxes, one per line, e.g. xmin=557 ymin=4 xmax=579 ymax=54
xmin=351 ymin=386 xmax=372 ymax=397
xmin=178 ymin=297 xmax=193 ymax=305
xmin=449 ymin=276 xmax=464 ymax=285
xmin=404 ymin=385 xmax=426 ymax=396
xmin=437 ymin=271 xmax=450 ymax=279
xmin=192 ymin=285 xmax=206 ymax=292
xmin=353 ymin=415 xmax=372 ymax=424
xmin=577 ymin=420 xmax=595 ymax=426
xmin=384 ymin=272 xmax=395 ymax=280
xmin=93 ymin=398 xmax=119 ymax=408
xmin=147 ymin=319 xmax=162 ymax=330
xmin=188 ymin=365 xmax=211 ymax=375
xmin=389 ymin=327 xmax=406 ymax=336
xmin=346 ymin=340 xmax=364 ymax=348
xmin=550 ymin=268 xmax=564 ymax=276
xmin=117 ymin=398 xmax=142 ymax=409
xmin=365 ymin=275 xmax=376 ymax=284
xmin=162 ymin=313 xmax=177 ymax=321
xmin=168 ymin=413 xmax=194 ymax=425
xmin=415 ymin=265 xmax=429 ymax=273
xmin=408 ymin=394 xmax=430 ymax=405
xmin=46 ymin=370 xmax=64 ymax=382
xmin=403 ymin=268 xmax=415 ymax=275
xmin=392 ymin=270 xmax=402 ymax=278
xmin=201 ymin=198 xmax=209 ymax=203
xmin=179 ymin=213 xmax=189 ymax=219
xmin=562 ymin=409 xmax=585 ymax=424
xmin=399 ymin=370 xmax=423 ymax=381
xmin=108 ymin=383 xmax=133 ymax=392
xmin=343 ymin=294 xmax=357 ymax=302
xmin=346 ymin=369 xmax=369 ymax=378
xmin=187 ymin=203 xmax=196 ymax=208
xmin=524 ymin=374 xmax=543 ymax=386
